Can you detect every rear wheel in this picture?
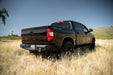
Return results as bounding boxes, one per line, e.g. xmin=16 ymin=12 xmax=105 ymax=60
xmin=62 ymin=41 xmax=74 ymax=56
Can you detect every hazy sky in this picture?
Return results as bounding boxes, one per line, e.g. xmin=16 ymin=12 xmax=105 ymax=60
xmin=0 ymin=0 xmax=113 ymax=36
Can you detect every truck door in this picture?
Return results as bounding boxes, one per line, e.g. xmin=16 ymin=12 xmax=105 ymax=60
xmin=72 ymin=22 xmax=86 ymax=45
xmin=81 ymin=25 xmax=92 ymax=44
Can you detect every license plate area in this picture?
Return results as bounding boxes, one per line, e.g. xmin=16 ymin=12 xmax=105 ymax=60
xmin=30 ymin=45 xmax=35 ymax=50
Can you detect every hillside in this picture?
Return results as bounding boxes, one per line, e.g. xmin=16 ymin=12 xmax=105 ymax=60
xmin=92 ymin=25 xmax=113 ymax=39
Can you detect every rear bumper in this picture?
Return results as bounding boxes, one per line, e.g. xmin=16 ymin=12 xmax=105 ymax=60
xmin=20 ymin=44 xmax=57 ymax=52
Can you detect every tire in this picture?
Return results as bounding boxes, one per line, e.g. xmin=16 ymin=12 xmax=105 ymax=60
xmin=29 ymin=50 xmax=34 ymax=53
xmin=29 ymin=50 xmax=37 ymax=54
xmin=89 ymin=39 xmax=95 ymax=50
xmin=62 ymin=41 xmax=74 ymax=56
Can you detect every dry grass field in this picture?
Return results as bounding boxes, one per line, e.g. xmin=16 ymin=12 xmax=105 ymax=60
xmin=0 ymin=39 xmax=113 ymax=75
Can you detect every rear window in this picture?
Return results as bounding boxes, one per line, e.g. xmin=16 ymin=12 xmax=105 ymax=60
xmin=51 ymin=22 xmax=72 ymax=29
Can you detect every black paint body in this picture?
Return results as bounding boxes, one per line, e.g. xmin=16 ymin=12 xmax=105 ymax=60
xmin=20 ymin=21 xmax=95 ymax=52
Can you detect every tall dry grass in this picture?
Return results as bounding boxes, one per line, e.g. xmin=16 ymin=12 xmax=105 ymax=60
xmin=0 ymin=39 xmax=113 ymax=75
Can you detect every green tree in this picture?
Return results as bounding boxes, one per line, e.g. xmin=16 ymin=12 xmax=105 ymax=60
xmin=0 ymin=8 xmax=9 ymax=25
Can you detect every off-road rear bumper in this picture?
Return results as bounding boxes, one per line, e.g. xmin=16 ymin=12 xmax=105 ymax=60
xmin=20 ymin=44 xmax=57 ymax=52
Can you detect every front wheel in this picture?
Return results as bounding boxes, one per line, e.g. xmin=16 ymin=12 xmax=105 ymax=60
xmin=89 ymin=39 xmax=95 ymax=50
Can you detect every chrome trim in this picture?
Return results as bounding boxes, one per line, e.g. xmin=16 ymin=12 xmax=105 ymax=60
xmin=36 ymin=45 xmax=47 ymax=47
xmin=20 ymin=44 xmax=47 ymax=51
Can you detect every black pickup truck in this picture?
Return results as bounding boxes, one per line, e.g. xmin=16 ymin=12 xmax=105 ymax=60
xmin=20 ymin=20 xmax=95 ymax=54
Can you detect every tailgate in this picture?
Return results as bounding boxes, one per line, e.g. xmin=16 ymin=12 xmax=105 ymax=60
xmin=21 ymin=26 xmax=48 ymax=44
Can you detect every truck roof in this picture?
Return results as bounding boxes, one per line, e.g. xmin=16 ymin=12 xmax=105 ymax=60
xmin=51 ymin=20 xmax=84 ymax=25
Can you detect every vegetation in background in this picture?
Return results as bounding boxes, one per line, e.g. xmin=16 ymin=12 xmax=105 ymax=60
xmin=0 ymin=39 xmax=113 ymax=75
xmin=0 ymin=8 xmax=9 ymax=25
xmin=0 ymin=35 xmax=20 ymax=40
xmin=92 ymin=25 xmax=113 ymax=39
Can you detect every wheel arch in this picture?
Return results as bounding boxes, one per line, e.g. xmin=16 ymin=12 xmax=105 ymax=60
xmin=62 ymin=37 xmax=74 ymax=48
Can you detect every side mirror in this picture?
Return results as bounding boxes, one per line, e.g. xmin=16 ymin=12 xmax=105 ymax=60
xmin=88 ymin=29 xmax=93 ymax=32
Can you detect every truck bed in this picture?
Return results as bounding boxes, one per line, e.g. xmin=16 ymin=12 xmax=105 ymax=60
xmin=21 ymin=26 xmax=48 ymax=44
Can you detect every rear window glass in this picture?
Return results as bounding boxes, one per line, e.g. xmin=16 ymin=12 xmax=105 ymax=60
xmin=51 ymin=22 xmax=72 ymax=29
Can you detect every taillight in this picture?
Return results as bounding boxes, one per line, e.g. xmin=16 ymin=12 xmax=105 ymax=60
xmin=57 ymin=21 xmax=64 ymax=23
xmin=47 ymin=28 xmax=54 ymax=41
xmin=21 ymin=32 xmax=22 ymax=40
